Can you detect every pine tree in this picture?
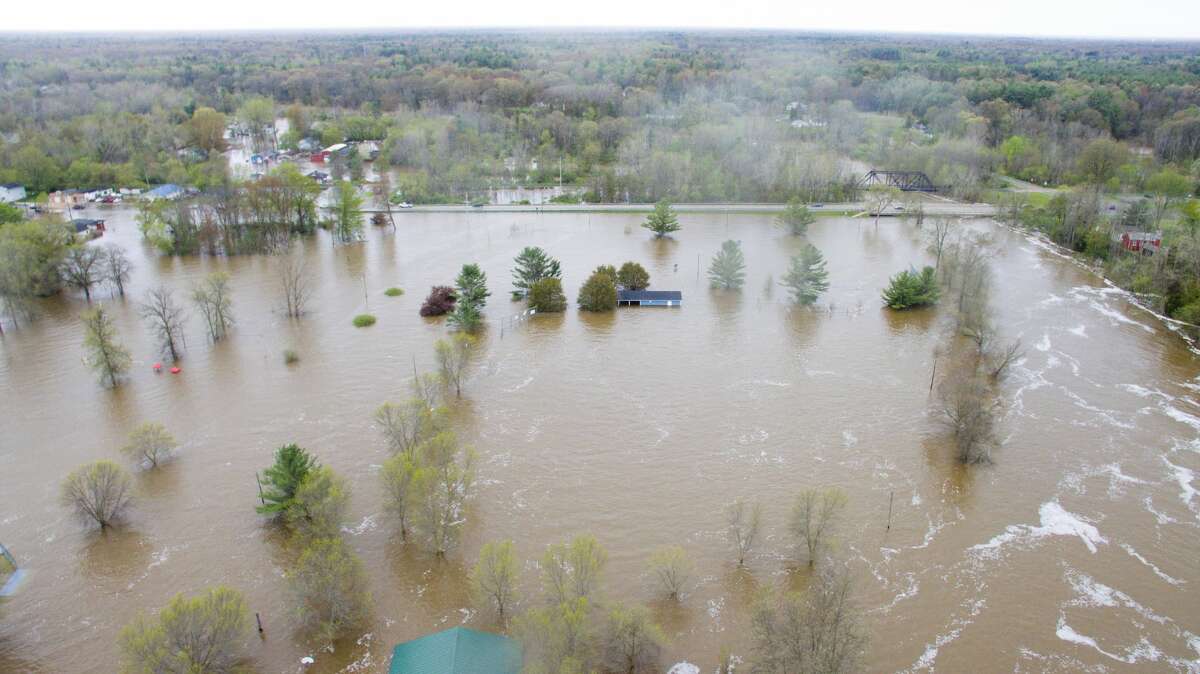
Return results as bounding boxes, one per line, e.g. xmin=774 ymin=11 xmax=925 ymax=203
xmin=257 ymin=444 xmax=318 ymax=516
xmin=782 ymin=244 xmax=830 ymax=305
xmin=776 ymin=198 xmax=816 ymax=236
xmin=642 ymin=200 xmax=681 ymax=238
xmin=512 ymin=247 xmax=562 ymax=297
xmin=708 ymin=240 xmax=746 ymax=290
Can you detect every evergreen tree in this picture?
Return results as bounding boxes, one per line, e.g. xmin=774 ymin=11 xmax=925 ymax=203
xmin=642 ymin=200 xmax=681 ymax=238
xmin=455 ymin=263 xmax=490 ymax=309
xmin=782 ymin=244 xmax=830 ymax=305
xmin=881 ymin=266 xmax=940 ymax=309
xmin=257 ymin=444 xmax=318 ymax=516
xmin=708 ymin=240 xmax=746 ymax=290
xmin=776 ymin=198 xmax=816 ymax=236
xmin=512 ymin=246 xmax=562 ymax=297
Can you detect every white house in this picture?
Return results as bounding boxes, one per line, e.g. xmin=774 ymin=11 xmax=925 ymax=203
xmin=0 ymin=183 xmax=27 ymax=203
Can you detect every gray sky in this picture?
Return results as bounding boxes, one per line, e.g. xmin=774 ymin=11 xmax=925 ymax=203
xmin=6 ymin=0 xmax=1199 ymax=39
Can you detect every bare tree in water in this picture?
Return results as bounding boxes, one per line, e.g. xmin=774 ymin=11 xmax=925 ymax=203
xmin=140 ymin=286 xmax=187 ymax=361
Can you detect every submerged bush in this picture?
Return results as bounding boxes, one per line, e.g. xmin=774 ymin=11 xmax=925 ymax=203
xmin=352 ymin=314 xmax=376 ymax=327
xmin=419 ymin=285 xmax=457 ymax=316
xmin=384 ymin=287 xmax=404 ymax=297
xmin=283 ymin=349 xmax=300 ymax=364
xmin=882 ymin=266 xmax=940 ymax=309
xmin=578 ymin=270 xmax=618 ymax=312
xmin=529 ymin=277 xmax=567 ymax=313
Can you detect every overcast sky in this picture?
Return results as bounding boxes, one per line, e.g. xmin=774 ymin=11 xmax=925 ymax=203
xmin=4 ymin=0 xmax=1199 ymax=39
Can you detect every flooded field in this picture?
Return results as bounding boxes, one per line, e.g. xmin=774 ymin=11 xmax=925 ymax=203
xmin=1 ymin=207 xmax=1198 ymax=672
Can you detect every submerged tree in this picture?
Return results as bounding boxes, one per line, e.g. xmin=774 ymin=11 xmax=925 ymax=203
xmin=120 ymin=586 xmax=248 ymax=674
xmin=289 ymin=537 xmax=371 ymax=647
xmin=616 ymin=261 xmax=650 ymax=290
xmin=279 ymin=256 xmax=311 ymax=318
xmin=375 ymin=399 xmax=445 ymax=457
xmin=121 ymin=422 xmax=178 ymax=469
xmin=286 ymin=466 xmax=350 ymax=541
xmin=332 ymin=182 xmax=364 ymax=244
xmin=578 ymin=269 xmax=618 ymax=311
xmin=708 ymin=239 xmax=746 ymax=290
xmin=409 ymin=431 xmax=476 ymax=556
xmin=514 ymin=597 xmax=593 ymax=672
xmin=789 ymin=487 xmax=848 ymax=566
xmin=512 ymin=246 xmax=562 ymax=297
xmin=256 ymin=444 xmax=318 ymax=516
xmin=139 ymin=286 xmax=187 ymax=361
xmin=471 ymin=539 xmax=520 ymax=621
xmin=727 ymin=498 xmax=763 ymax=566
xmin=61 ymin=245 xmax=104 ymax=302
xmin=751 ymin=562 xmax=866 ymax=674
xmin=542 ymin=534 xmax=608 ymax=604
xmin=81 ymin=305 xmax=131 ymax=387
xmin=419 ymin=285 xmax=457 ymax=317
xmin=528 ymin=277 xmax=567 ymax=313
xmin=782 ymin=244 xmax=830 ymax=306
xmin=192 ymin=272 xmax=234 ymax=341
xmin=102 ymin=244 xmax=133 ymax=297
xmin=435 ymin=333 xmax=475 ymax=398
xmin=776 ymin=198 xmax=816 ymax=236
xmin=381 ymin=451 xmax=418 ymax=540
xmin=647 ymin=545 xmax=694 ymax=601
xmin=641 ymin=200 xmax=681 ymax=238
xmin=601 ymin=604 xmax=665 ymax=674
xmin=881 ymin=267 xmax=940 ymax=310
xmin=938 ymin=368 xmax=998 ymax=464
xmin=61 ymin=460 xmax=133 ymax=528
xmin=450 ymin=263 xmax=489 ymax=332
xmin=864 ymin=185 xmax=901 ymax=228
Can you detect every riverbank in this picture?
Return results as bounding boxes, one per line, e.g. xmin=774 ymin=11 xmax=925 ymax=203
xmin=363 ymin=201 xmax=998 ymax=217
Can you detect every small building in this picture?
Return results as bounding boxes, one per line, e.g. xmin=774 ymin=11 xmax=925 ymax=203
xmin=388 ymin=626 xmax=520 ymax=674
xmin=297 ymin=137 xmax=320 ymax=152
xmin=618 ymin=290 xmax=682 ymax=307
xmin=48 ymin=189 xmax=88 ymax=208
xmin=306 ymin=170 xmax=331 ymax=186
xmin=145 ymin=184 xmax=184 ymax=201
xmin=1118 ymin=230 xmax=1162 ymax=254
xmin=0 ymin=183 xmax=26 ymax=203
xmin=71 ymin=218 xmax=106 ymax=238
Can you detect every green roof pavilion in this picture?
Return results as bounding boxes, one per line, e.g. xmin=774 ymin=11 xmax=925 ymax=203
xmin=388 ymin=626 xmax=521 ymax=674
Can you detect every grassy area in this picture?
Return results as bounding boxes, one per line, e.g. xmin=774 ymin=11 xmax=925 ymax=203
xmin=352 ymin=314 xmax=377 ymax=328
xmin=384 ymin=287 xmax=404 ymax=297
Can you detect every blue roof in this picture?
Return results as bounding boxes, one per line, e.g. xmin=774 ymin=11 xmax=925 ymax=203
xmin=618 ymin=290 xmax=682 ymax=301
xmin=389 ymin=627 xmax=520 ymax=674
xmin=146 ymin=184 xmax=182 ymax=197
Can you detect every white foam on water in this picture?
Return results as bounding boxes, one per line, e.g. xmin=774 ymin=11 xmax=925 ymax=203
xmin=1164 ymin=405 xmax=1200 ymax=432
xmin=504 ymin=375 xmax=534 ymax=393
xmin=1069 ymin=324 xmax=1088 ymax=338
xmin=973 ymin=502 xmax=1106 ymax=557
xmin=1162 ymin=457 xmax=1198 ymax=512
xmin=903 ymin=598 xmax=985 ymax=672
xmin=1036 ymin=333 xmax=1052 ymax=352
xmin=1056 ymin=620 xmax=1164 ymax=665
xmin=667 ymin=663 xmax=700 ymax=674
xmin=1121 ymin=544 xmax=1185 ymax=587
xmin=842 ymin=429 xmax=858 ymax=448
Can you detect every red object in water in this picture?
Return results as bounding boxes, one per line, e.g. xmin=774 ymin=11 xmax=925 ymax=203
xmin=169 ymin=366 xmax=181 ymax=374
xmin=152 ymin=362 xmax=163 ymax=372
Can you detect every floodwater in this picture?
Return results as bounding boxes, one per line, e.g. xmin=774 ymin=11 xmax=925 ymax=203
xmin=1 ymin=207 xmax=1199 ymax=673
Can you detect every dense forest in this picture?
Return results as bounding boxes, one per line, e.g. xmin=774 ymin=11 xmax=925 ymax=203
xmin=1 ymin=31 xmax=1198 ymax=202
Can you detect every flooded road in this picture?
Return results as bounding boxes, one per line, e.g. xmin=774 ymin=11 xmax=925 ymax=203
xmin=1 ymin=208 xmax=1198 ymax=672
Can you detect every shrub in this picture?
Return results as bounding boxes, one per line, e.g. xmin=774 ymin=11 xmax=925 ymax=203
xmin=61 ymin=460 xmax=133 ymax=529
xmin=578 ymin=271 xmax=618 ymax=312
xmin=882 ymin=266 xmax=940 ymax=309
xmin=283 ymin=349 xmax=300 ymax=364
xmin=352 ymin=313 xmax=376 ymax=327
xmin=120 ymin=587 xmax=248 ymax=674
xmin=528 ymin=278 xmax=567 ymax=313
xmin=120 ymin=422 xmax=178 ymax=469
xmin=419 ymin=285 xmax=457 ymax=316
xmin=289 ymin=538 xmax=371 ymax=646
xmin=384 ymin=287 xmax=404 ymax=297
xmin=616 ymin=261 xmax=650 ymax=290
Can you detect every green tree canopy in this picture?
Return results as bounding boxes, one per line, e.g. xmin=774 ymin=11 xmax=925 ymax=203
xmin=782 ymin=244 xmax=830 ymax=305
xmin=512 ymin=246 xmax=562 ymax=297
xmin=616 ymin=261 xmax=650 ymax=290
xmin=776 ymin=198 xmax=816 ymax=236
xmin=881 ymin=266 xmax=940 ymax=309
xmin=257 ymin=444 xmax=318 ymax=516
xmin=708 ymin=239 xmax=747 ymax=290
xmin=641 ymin=200 xmax=680 ymax=238
xmin=578 ymin=269 xmax=618 ymax=311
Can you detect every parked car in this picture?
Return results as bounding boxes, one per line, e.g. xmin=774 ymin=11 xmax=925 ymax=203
xmin=397 ymin=202 xmax=413 ymax=209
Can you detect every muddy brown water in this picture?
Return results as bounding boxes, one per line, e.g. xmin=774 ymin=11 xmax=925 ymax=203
xmin=1 ymin=207 xmax=1198 ymax=673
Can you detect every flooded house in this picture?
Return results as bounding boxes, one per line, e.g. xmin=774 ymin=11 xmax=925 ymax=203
xmin=617 ymin=289 xmax=683 ymax=306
